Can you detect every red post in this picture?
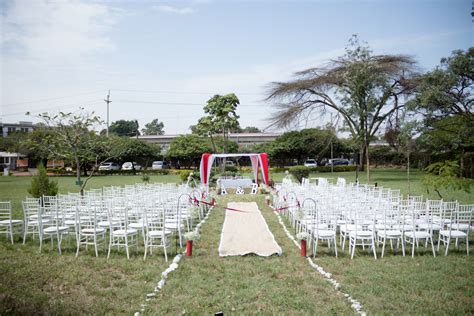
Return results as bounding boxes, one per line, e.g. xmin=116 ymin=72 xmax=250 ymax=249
xmin=186 ymin=240 xmax=193 ymax=256
xmin=301 ymin=239 xmax=307 ymax=257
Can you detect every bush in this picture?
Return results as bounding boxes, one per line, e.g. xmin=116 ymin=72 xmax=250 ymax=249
xmin=289 ymin=166 xmax=310 ymax=183
xmin=28 ymin=164 xmax=58 ymax=198
xmin=179 ymin=170 xmax=193 ymax=182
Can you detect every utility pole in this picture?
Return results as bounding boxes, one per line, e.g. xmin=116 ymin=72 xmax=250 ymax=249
xmin=104 ymin=90 xmax=112 ymax=137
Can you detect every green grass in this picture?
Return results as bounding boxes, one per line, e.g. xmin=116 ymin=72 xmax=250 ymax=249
xmin=0 ymin=169 xmax=473 ymax=314
xmin=148 ymin=195 xmax=353 ymax=314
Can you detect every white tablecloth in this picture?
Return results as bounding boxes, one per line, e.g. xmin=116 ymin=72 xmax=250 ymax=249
xmin=220 ymin=178 xmax=253 ymax=188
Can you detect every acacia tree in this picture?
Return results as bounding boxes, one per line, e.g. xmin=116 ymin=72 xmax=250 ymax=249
xmin=30 ymin=110 xmax=126 ymax=194
xmin=266 ymin=35 xmax=417 ymax=181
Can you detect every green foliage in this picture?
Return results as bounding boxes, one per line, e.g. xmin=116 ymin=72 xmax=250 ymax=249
xmin=117 ymin=138 xmax=160 ymax=168
xmin=267 ymin=128 xmax=351 ymax=166
xmin=288 ymin=166 xmax=310 ymax=183
xmin=141 ymin=118 xmax=165 ymax=136
xmin=28 ymin=164 xmax=58 ymax=198
xmin=195 ymin=93 xmax=240 ymax=153
xmin=410 ymin=48 xmax=473 ymax=119
xmin=179 ymin=170 xmax=193 ymax=182
xmin=141 ymin=172 xmax=150 ymax=184
xmin=109 ymin=120 xmax=140 ymax=137
xmin=422 ymin=160 xmax=471 ymax=198
xmin=167 ymin=135 xmax=212 ymax=168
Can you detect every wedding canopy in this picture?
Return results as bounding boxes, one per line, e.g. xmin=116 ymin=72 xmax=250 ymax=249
xmin=199 ymin=153 xmax=269 ymax=189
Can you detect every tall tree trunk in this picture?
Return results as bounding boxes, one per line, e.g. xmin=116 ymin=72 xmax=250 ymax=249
xmin=460 ymin=148 xmax=465 ymax=177
xmin=366 ymin=142 xmax=370 ymax=183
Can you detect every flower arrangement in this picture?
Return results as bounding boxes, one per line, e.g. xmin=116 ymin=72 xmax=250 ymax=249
xmin=294 ymin=208 xmax=305 ymax=221
xmin=184 ymin=231 xmax=200 ymax=241
xmin=296 ymin=231 xmax=310 ymax=240
xmin=189 ymin=205 xmax=200 ymax=220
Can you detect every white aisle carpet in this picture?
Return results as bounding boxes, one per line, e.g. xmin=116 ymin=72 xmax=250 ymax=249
xmin=218 ymin=202 xmax=282 ymax=257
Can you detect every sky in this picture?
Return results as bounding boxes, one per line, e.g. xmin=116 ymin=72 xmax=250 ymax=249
xmin=1 ymin=0 xmax=472 ymax=134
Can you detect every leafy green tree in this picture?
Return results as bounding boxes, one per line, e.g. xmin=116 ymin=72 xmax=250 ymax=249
xmin=411 ymin=48 xmax=473 ymax=121
xmin=28 ymin=163 xmax=58 ymax=197
xmin=30 ymin=110 xmax=128 ymax=194
xmin=236 ymin=126 xmax=261 ymax=133
xmin=141 ymin=118 xmax=165 ymax=135
xmin=109 ymin=119 xmax=140 ymax=137
xmin=195 ymin=93 xmax=240 ymax=153
xmin=268 ymin=128 xmax=347 ymax=166
xmin=167 ymin=135 xmax=212 ymax=168
xmin=422 ymin=160 xmax=471 ymax=199
xmin=266 ymin=35 xmax=417 ymax=182
xmin=117 ymin=138 xmax=160 ymax=173
xmin=409 ymin=48 xmax=473 ymax=177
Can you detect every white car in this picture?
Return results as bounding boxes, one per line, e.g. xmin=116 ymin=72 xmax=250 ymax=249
xmin=152 ymin=161 xmax=169 ymax=170
xmin=122 ymin=162 xmax=142 ymax=170
xmin=98 ymin=162 xmax=120 ymax=171
xmin=303 ymin=159 xmax=317 ymax=167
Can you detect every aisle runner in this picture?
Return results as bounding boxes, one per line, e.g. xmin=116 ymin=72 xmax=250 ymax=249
xmin=219 ymin=202 xmax=282 ymax=257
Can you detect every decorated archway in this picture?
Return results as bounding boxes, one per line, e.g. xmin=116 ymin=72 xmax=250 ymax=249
xmin=199 ymin=153 xmax=269 ymax=190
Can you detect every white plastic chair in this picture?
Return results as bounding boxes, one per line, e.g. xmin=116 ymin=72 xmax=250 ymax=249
xmin=76 ymin=204 xmax=107 ymax=257
xmin=144 ymin=206 xmax=172 ymax=261
xmin=107 ymin=204 xmax=138 ymax=259
xmin=438 ymin=203 xmax=471 ymax=255
xmin=0 ymin=201 xmax=23 ymax=243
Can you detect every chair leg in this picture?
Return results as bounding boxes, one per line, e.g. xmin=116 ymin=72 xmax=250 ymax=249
xmin=125 ymin=237 xmax=130 ymax=260
xmin=334 ymin=239 xmax=338 ymax=258
xmin=143 ymin=236 xmax=148 ymax=260
xmin=381 ymin=238 xmax=386 ymax=258
xmin=444 ymin=237 xmax=450 ymax=256
xmin=350 ymin=238 xmax=356 ymax=259
xmin=411 ymin=238 xmax=415 ymax=258
xmin=76 ymin=235 xmax=81 ymax=257
xmin=401 ymin=238 xmax=405 ymax=256
xmin=430 ymin=237 xmax=436 ymax=257
xmin=94 ymin=236 xmax=99 ymax=257
xmin=372 ymin=239 xmax=377 ymax=259
xmin=466 ymin=237 xmax=469 ymax=255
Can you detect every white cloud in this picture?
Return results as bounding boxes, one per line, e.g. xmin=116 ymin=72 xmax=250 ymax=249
xmin=154 ymin=5 xmax=195 ymax=15
xmin=1 ymin=0 xmax=121 ymax=63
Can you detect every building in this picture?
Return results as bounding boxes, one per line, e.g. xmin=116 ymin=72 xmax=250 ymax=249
xmin=137 ymin=132 xmax=282 ymax=153
xmin=1 ymin=121 xmax=35 ymax=137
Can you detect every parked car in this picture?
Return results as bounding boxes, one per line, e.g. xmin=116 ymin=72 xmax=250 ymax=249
xmin=303 ymin=159 xmax=317 ymax=167
xmin=122 ymin=162 xmax=142 ymax=170
xmin=98 ymin=162 xmax=120 ymax=171
xmin=152 ymin=161 xmax=170 ymax=170
xmin=327 ymin=158 xmax=349 ymax=166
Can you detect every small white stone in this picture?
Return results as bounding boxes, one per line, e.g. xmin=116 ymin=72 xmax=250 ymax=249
xmin=170 ymin=263 xmax=178 ymax=270
xmin=158 ymin=279 xmax=166 ymax=289
xmin=134 ymin=312 xmax=141 ymax=316
xmin=147 ymin=293 xmax=156 ymax=298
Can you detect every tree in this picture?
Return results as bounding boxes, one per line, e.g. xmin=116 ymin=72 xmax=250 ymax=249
xmin=109 ymin=120 xmax=140 ymax=137
xmin=410 ymin=48 xmax=473 ymax=121
xmin=236 ymin=126 xmax=261 ymax=133
xmin=28 ymin=163 xmax=58 ymax=197
xmin=266 ymin=35 xmax=417 ymax=181
xmin=167 ymin=135 xmax=212 ymax=168
xmin=30 ymin=110 xmax=127 ymax=194
xmin=118 ymin=138 xmax=160 ymax=173
xmin=141 ymin=118 xmax=165 ymax=135
xmin=422 ymin=160 xmax=471 ymax=199
xmin=409 ymin=48 xmax=474 ymax=177
xmin=195 ymin=93 xmax=240 ymax=153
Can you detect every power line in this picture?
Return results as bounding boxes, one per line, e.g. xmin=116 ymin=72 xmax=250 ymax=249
xmin=1 ymin=101 xmax=103 ymax=117
xmin=112 ymin=88 xmax=263 ymax=96
xmin=0 ymin=90 xmax=105 ymax=107
xmin=113 ymin=99 xmax=271 ymax=107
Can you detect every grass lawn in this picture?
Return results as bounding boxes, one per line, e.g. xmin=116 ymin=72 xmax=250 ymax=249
xmin=0 ymin=168 xmax=473 ymax=314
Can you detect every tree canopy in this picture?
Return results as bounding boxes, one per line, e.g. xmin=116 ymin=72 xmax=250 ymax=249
xmin=194 ymin=93 xmax=240 ymax=153
xmin=109 ymin=119 xmax=140 ymax=137
xmin=141 ymin=118 xmax=165 ymax=135
xmin=266 ymin=35 xmax=417 ymax=180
